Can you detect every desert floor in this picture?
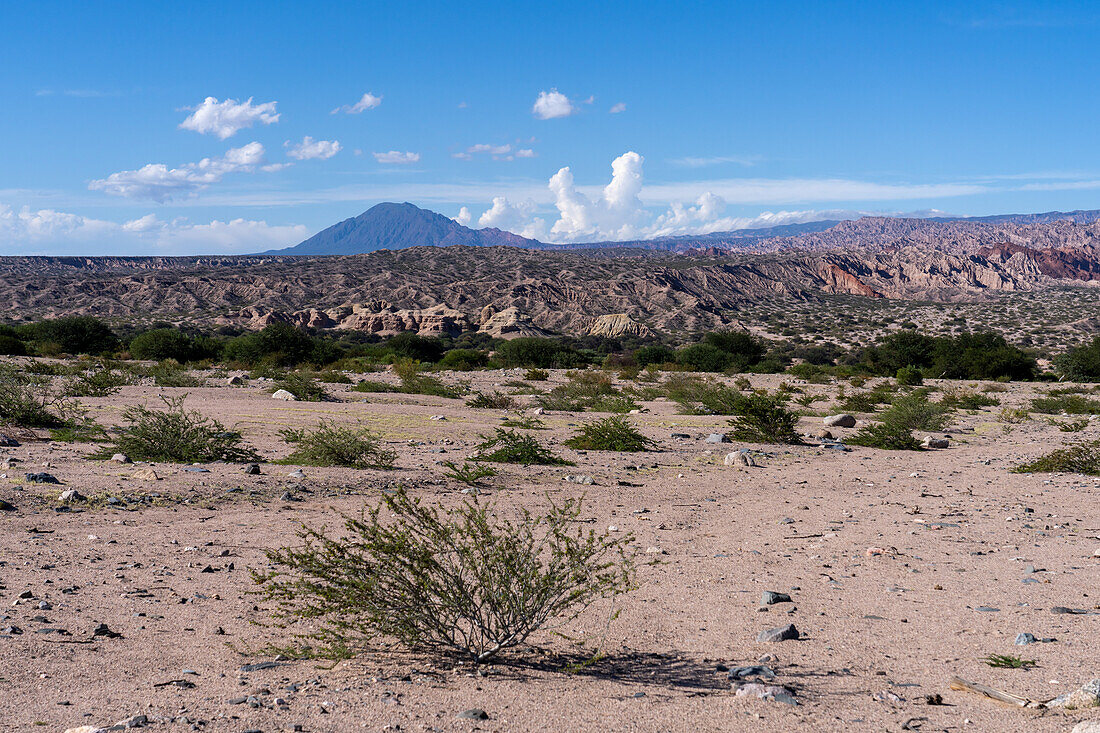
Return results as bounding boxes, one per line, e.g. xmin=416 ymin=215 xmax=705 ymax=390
xmin=1 ymin=368 xmax=1098 ymax=733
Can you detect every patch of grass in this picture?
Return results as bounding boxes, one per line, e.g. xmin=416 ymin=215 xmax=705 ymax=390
xmin=564 ymin=416 xmax=656 ymax=452
xmin=440 ymin=460 xmax=497 ymax=485
xmin=940 ymin=389 xmax=1000 ymax=410
xmin=538 ymin=371 xmax=636 ymax=412
xmin=252 ymin=487 xmax=634 ymax=662
xmin=500 ymin=414 xmax=547 ymax=430
xmin=1012 ymin=439 xmax=1100 ymax=474
xmin=315 ymin=370 xmax=353 ymax=384
xmin=726 ymin=391 xmax=803 ymax=445
xmin=838 ymin=387 xmax=895 ymax=413
xmin=279 ymin=421 xmax=396 ymax=469
xmin=1054 ymin=417 xmax=1089 ymax=432
xmin=472 ymin=428 xmax=570 ymax=465
xmin=49 ymin=421 xmax=108 ymax=443
xmin=466 ymin=392 xmax=516 ymax=409
xmin=523 ymin=368 xmax=550 ymax=381
xmin=1030 ymin=394 xmax=1100 ymax=415
xmin=664 ymin=375 xmax=743 ymax=415
xmin=847 ymin=421 xmax=923 ymax=450
xmin=999 ymin=407 xmax=1030 ymax=423
xmin=273 ymin=372 xmax=328 ymax=402
xmin=982 ymin=654 xmax=1036 ymax=669
xmin=392 ymin=359 xmax=464 ymax=399
xmin=101 ymin=395 xmax=259 ymax=463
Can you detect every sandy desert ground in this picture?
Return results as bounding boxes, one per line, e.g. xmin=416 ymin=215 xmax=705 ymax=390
xmin=1 ymin=368 xmax=1098 ymax=733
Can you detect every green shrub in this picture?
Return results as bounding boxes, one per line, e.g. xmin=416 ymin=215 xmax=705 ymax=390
xmin=523 ymin=368 xmax=550 ymax=381
xmin=315 ymin=370 xmax=352 ymax=384
xmin=385 ymin=333 xmax=445 ymax=363
xmin=495 ymin=337 xmax=585 ymax=369
xmin=392 ymin=359 xmax=463 ymax=398
xmin=633 ymin=344 xmax=675 ymax=367
xmin=565 ymin=416 xmax=655 ymax=452
xmin=223 ymin=323 xmax=320 ymax=367
xmin=437 ymin=349 xmax=488 ymax=371
xmin=273 ymin=372 xmax=328 ymax=402
xmin=500 ymin=414 xmax=547 ymax=429
xmin=846 ymin=422 xmax=923 ymax=450
xmin=466 ymin=392 xmax=516 ymax=409
xmin=675 ymin=343 xmax=731 ymax=372
xmin=839 ymin=388 xmax=895 ymax=413
xmin=878 ymin=390 xmax=951 ymax=432
xmin=473 ymin=429 xmax=569 ymax=465
xmin=664 ymin=376 xmax=742 ymax=415
xmin=726 ymin=392 xmax=803 ymax=445
xmin=704 ymin=330 xmax=766 ymax=370
xmin=352 ymin=380 xmax=400 ymax=394
xmin=940 ymin=389 xmax=1000 ymax=410
xmin=18 ymin=316 xmax=119 ymax=355
xmin=440 ymin=460 xmax=497 ymax=485
xmin=1053 ymin=337 xmax=1100 ymax=382
xmin=0 ymin=363 xmax=71 ymax=428
xmin=252 ymin=488 xmax=634 ymax=662
xmin=280 ymin=421 xmax=396 ymax=469
xmin=106 ymin=395 xmax=259 ymax=462
xmin=65 ymin=362 xmax=130 ymax=396
xmin=1013 ymin=440 xmax=1100 ymax=474
xmin=150 ymin=360 xmax=203 ymax=387
xmin=895 ymin=366 xmax=924 ymax=386
xmin=1030 ymin=394 xmax=1100 ymax=415
xmin=0 ymin=334 xmax=27 ymax=356
xmin=129 ymin=328 xmax=201 ymax=362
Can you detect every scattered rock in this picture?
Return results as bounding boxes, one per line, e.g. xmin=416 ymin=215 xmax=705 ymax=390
xmin=226 ymin=375 xmax=243 ymax=385
xmin=59 ymin=489 xmax=86 ymax=503
xmin=271 ymin=389 xmax=297 ymax=401
xmin=0 ymin=434 xmax=19 ymax=447
xmin=816 ymin=429 xmax=834 ymax=440
xmin=456 ymin=708 xmax=489 ymax=720
xmin=705 ymin=433 xmax=728 ymax=444
xmin=724 ymin=450 xmax=756 ymax=467
xmin=565 ymin=475 xmax=594 ymax=485
xmin=242 ymin=463 xmax=262 ymax=475
xmin=93 ymin=623 xmax=122 ymax=639
xmin=132 ymin=467 xmax=159 ymax=481
xmin=1014 ymin=632 xmax=1037 ymax=645
xmin=760 ymin=591 xmax=793 ymax=606
xmin=728 ymin=665 xmax=777 ymax=681
xmin=1072 ymin=721 xmax=1100 ymax=733
xmin=109 ymin=453 xmax=131 ymax=464
xmin=1050 ymin=679 xmax=1100 ymax=709
xmin=287 ymin=469 xmax=306 ymax=479
xmin=922 ymin=436 xmax=950 ymax=449
xmin=756 ymin=624 xmax=800 ymax=643
xmin=25 ymin=472 xmax=60 ymax=484
xmin=824 ymin=414 xmax=856 ymax=428
xmin=0 ymin=499 xmax=15 ymax=511
xmin=733 ymin=682 xmax=797 ymax=705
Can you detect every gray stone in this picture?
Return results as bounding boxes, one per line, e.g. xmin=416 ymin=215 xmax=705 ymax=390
xmin=728 ymin=665 xmax=776 ymax=681
xmin=25 ymin=472 xmax=60 ymax=484
xmin=823 ymin=414 xmax=856 ymax=428
xmin=756 ymin=624 xmax=799 ymax=643
xmin=456 ymin=708 xmax=489 ymax=720
xmin=59 ymin=489 xmax=85 ymax=503
xmin=1050 ymin=679 xmax=1100 ymax=709
xmin=0 ymin=499 xmax=15 ymax=511
xmin=242 ymin=463 xmax=261 ymax=475
xmin=922 ymin=436 xmax=950 ymax=449
xmin=271 ymin=388 xmax=297 ymax=401
xmin=0 ymin=434 xmax=19 ymax=447
xmin=761 ymin=591 xmax=793 ymax=606
xmin=705 ymin=433 xmax=728 ymax=444
xmin=1014 ymin=632 xmax=1037 ymax=645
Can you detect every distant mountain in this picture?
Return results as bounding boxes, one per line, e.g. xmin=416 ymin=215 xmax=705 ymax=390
xmin=270 ymin=202 xmax=540 ymax=255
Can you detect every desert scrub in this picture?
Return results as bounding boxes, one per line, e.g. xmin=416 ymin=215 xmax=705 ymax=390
xmin=1053 ymin=417 xmax=1089 ymax=432
xmin=65 ymin=361 xmax=130 ymax=397
xmin=523 ymin=368 xmax=550 ymax=381
xmin=1030 ymin=393 xmax=1100 ymax=415
xmin=838 ymin=387 xmax=895 ymax=413
xmin=466 ymin=391 xmax=516 ymax=409
xmin=104 ymin=395 xmax=259 ymax=462
xmin=252 ymin=487 xmax=634 ymax=662
xmin=565 ymin=415 xmax=656 ymax=452
xmin=878 ymin=390 xmax=951 ymax=431
xmin=500 ymin=414 xmax=547 ymax=430
xmin=537 ymin=371 xmax=637 ymax=412
xmin=392 ymin=359 xmax=464 ymax=398
xmin=998 ymin=407 xmax=1030 ymax=423
xmin=726 ymin=392 xmax=803 ymax=445
xmin=664 ymin=375 xmax=743 ymax=415
xmin=150 ymin=360 xmax=203 ymax=387
xmin=846 ymin=421 xmax=923 ymax=451
xmin=351 ymin=379 xmax=401 ymax=394
xmin=315 ymin=370 xmax=353 ymax=384
xmin=440 ymin=460 xmax=497 ymax=485
xmin=472 ymin=429 xmax=569 ymax=465
xmin=1013 ymin=440 xmax=1100 ymax=474
xmin=0 ymin=363 xmax=73 ymax=428
xmin=280 ymin=421 xmax=396 ymax=469
xmin=273 ymin=372 xmax=328 ymax=402
xmin=940 ymin=388 xmax=1000 ymax=410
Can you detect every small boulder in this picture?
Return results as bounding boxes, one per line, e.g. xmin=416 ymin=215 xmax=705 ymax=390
xmin=724 ymin=450 xmax=755 ymax=467
xmin=816 ymin=429 xmax=834 ymax=440
xmin=271 ymin=389 xmax=297 ymax=401
xmin=0 ymin=434 xmax=20 ymax=447
xmin=110 ymin=453 xmax=131 ymax=464
xmin=756 ymin=624 xmax=800 ymax=643
xmin=59 ymin=489 xmax=86 ymax=503
xmin=456 ymin=709 xmax=489 ymax=720
xmin=25 ymin=472 xmax=60 ymax=484
xmin=226 ymin=375 xmax=243 ymax=386
xmin=760 ymin=591 xmax=793 ymax=606
xmin=823 ymin=414 xmax=856 ymax=428
xmin=1050 ymin=679 xmax=1100 ymax=709
xmin=1072 ymin=721 xmax=1100 ymax=733
xmin=1014 ymin=632 xmax=1037 ymax=645
xmin=705 ymin=433 xmax=728 ymax=444
xmin=132 ymin=467 xmax=159 ymax=481
xmin=922 ymin=436 xmax=949 ymax=449
xmin=242 ymin=463 xmax=261 ymax=475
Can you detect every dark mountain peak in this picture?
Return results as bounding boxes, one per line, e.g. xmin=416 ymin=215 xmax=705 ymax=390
xmin=271 ymin=202 xmax=541 ymax=255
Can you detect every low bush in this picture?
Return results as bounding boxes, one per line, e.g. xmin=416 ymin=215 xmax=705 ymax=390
xmin=663 ymin=375 xmax=743 ymax=415
xmin=726 ymin=392 xmax=803 ymax=445
xmin=280 ymin=421 xmax=396 ymax=469
xmin=252 ymin=487 xmax=634 ymax=662
xmin=393 ymin=359 xmax=464 ymax=398
xmin=150 ymin=360 xmax=203 ymax=387
xmin=18 ymin=316 xmax=119 ymax=355
xmin=65 ymin=361 xmax=129 ymax=397
xmin=1031 ymin=393 xmax=1100 ymax=415
xmin=538 ymin=371 xmax=638 ymax=413
xmin=839 ymin=387 xmax=895 ymax=413
xmin=877 ymin=390 xmax=951 ymax=432
xmin=315 ymin=370 xmax=352 ymax=384
xmin=565 ymin=416 xmax=655 ymax=452
xmin=940 ymin=389 xmax=1000 ymax=410
xmin=466 ymin=392 xmax=516 ymax=409
xmin=351 ymin=380 xmax=400 ymax=394
xmin=440 ymin=460 xmax=497 ymax=485
xmin=500 ymin=414 xmax=546 ymax=430
xmin=846 ymin=421 xmax=923 ymax=450
xmin=523 ymin=368 xmax=550 ymax=381
xmin=895 ymin=366 xmax=924 ymax=386
xmin=0 ymin=363 xmax=71 ymax=428
xmin=1054 ymin=337 xmax=1100 ymax=382
xmin=495 ymin=337 xmax=585 ymax=369
xmin=1013 ymin=440 xmax=1100 ymax=474
xmin=437 ymin=349 xmax=488 ymax=371
xmin=473 ymin=429 xmax=569 ymax=465
xmin=274 ymin=372 xmax=328 ymax=402
xmin=105 ymin=395 xmax=259 ymax=462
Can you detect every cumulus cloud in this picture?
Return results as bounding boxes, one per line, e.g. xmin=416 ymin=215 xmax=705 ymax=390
xmin=0 ymin=204 xmax=306 ymax=255
xmin=286 ymin=136 xmax=342 ymax=160
xmin=179 ymin=97 xmax=279 ymax=139
xmin=532 ymin=89 xmax=576 ymax=119
xmin=546 ymin=151 xmax=646 ymax=241
xmin=609 ymin=102 xmax=627 ymax=114
xmin=477 ymin=196 xmax=547 ymax=239
xmin=454 ymin=206 xmax=472 ymax=226
xmin=373 ymin=150 xmax=420 ymax=164
xmin=89 ymin=142 xmax=271 ymax=202
xmin=332 ymin=92 xmax=382 ymax=114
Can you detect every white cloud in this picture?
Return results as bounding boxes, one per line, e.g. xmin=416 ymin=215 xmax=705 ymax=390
xmin=454 ymin=207 xmax=472 ymax=226
xmin=609 ymin=102 xmax=627 ymax=114
xmin=332 ymin=92 xmax=382 ymax=114
xmin=179 ymin=97 xmax=279 ymax=139
xmin=373 ymin=150 xmax=420 ymax=164
xmin=532 ymin=89 xmax=576 ymax=119
xmin=0 ymin=203 xmax=306 ymax=255
xmin=286 ymin=136 xmax=342 ymax=160
xmin=670 ymin=155 xmax=761 ymax=168
xmin=456 ymin=143 xmax=532 ymax=161
xmin=547 ymin=151 xmax=647 ymax=240
xmin=89 ymin=142 xmax=271 ymax=201
xmin=477 ymin=196 xmax=547 ymax=239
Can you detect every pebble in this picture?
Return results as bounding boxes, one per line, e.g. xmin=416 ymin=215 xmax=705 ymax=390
xmin=756 ymin=624 xmax=799 ymax=643
xmin=1014 ymin=632 xmax=1037 ymax=645
xmin=705 ymin=433 xmax=728 ymax=443
xmin=565 ymin=475 xmax=594 ymax=485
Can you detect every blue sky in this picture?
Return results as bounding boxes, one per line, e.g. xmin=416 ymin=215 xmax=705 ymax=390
xmin=4 ymin=0 xmax=1100 ymax=254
